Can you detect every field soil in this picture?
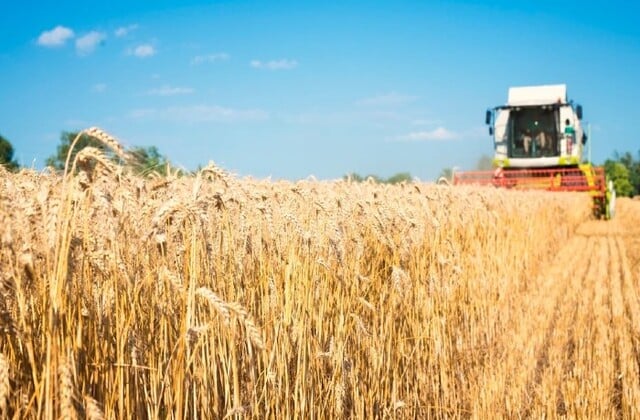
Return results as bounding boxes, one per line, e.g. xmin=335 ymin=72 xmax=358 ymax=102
xmin=471 ymin=197 xmax=640 ymax=418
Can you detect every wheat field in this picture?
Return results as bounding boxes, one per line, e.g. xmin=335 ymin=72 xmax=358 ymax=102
xmin=1 ymin=136 xmax=639 ymax=418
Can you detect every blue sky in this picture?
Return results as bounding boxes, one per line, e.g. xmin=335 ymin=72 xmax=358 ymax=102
xmin=1 ymin=1 xmax=639 ymax=180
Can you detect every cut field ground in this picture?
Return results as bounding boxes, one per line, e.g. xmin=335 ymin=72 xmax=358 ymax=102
xmin=471 ymin=197 xmax=640 ymax=418
xmin=1 ymin=159 xmax=639 ymax=418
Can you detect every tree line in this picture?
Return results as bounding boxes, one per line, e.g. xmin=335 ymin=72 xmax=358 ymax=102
xmin=343 ymin=172 xmax=413 ymax=184
xmin=603 ymin=152 xmax=640 ymax=197
xmin=1 ymin=132 xmax=639 ymax=195
xmin=1 ymin=131 xmax=170 ymax=176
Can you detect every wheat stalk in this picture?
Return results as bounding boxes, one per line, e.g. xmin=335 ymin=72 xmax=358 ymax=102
xmin=0 ymin=354 xmax=9 ymax=415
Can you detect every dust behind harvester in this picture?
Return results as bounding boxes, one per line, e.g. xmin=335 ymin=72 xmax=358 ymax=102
xmin=453 ymin=84 xmax=615 ymax=219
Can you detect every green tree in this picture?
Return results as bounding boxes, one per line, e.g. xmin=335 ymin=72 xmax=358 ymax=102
xmin=633 ymin=151 xmax=640 ymax=196
xmin=344 ymin=172 xmax=365 ymax=182
xmin=618 ymin=151 xmax=640 ymax=196
xmin=610 ymin=150 xmax=640 ymax=196
xmin=0 ymin=134 xmax=19 ymax=171
xmin=437 ymin=167 xmax=453 ymax=182
xmin=45 ymin=131 xmax=112 ymax=170
xmin=367 ymin=174 xmax=384 ymax=183
xmin=343 ymin=172 xmax=412 ymax=184
xmin=475 ymin=154 xmax=494 ymax=170
xmin=386 ymin=172 xmax=413 ymax=184
xmin=47 ymin=131 xmax=170 ymax=177
xmin=604 ymin=160 xmax=634 ymax=197
xmin=129 ymin=146 xmax=170 ymax=176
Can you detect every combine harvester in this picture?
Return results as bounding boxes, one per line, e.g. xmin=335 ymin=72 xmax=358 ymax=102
xmin=453 ymin=84 xmax=615 ymax=219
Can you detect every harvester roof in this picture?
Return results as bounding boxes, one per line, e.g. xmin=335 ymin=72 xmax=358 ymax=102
xmin=507 ymin=84 xmax=567 ymax=106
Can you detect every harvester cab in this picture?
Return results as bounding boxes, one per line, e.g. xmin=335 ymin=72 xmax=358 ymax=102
xmin=487 ymin=84 xmax=584 ymax=169
xmin=454 ymin=84 xmax=615 ymax=219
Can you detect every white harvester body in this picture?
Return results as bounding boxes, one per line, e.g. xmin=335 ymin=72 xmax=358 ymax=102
xmin=490 ymin=84 xmax=585 ymax=168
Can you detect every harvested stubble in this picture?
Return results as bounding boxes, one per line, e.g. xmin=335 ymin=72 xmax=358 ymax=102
xmin=2 ymin=154 xmax=619 ymax=419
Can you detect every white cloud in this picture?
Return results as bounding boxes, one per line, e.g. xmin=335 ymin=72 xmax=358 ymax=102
xmin=92 ymin=83 xmax=107 ymax=93
xmin=396 ymin=127 xmax=458 ymax=142
xmin=115 ymin=24 xmax=138 ymax=37
xmin=147 ymin=85 xmax=194 ymax=96
xmin=129 ymin=105 xmax=268 ymax=123
xmin=75 ymin=31 xmax=106 ymax=55
xmin=37 ymin=26 xmax=74 ymax=47
xmin=411 ymin=118 xmax=442 ymax=126
xmin=357 ymin=92 xmax=418 ymax=107
xmin=250 ymin=59 xmax=298 ymax=70
xmin=128 ymin=44 xmax=156 ymax=58
xmin=191 ymin=53 xmax=229 ymax=65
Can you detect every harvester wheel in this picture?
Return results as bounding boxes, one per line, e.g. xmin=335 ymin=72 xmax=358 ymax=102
xmin=594 ymin=197 xmax=606 ymax=220
xmin=607 ymin=180 xmax=616 ymax=219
